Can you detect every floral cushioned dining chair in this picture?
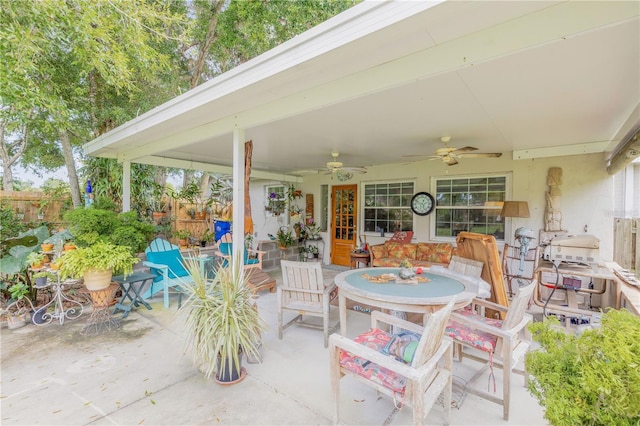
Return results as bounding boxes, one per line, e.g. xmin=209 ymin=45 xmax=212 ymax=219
xmin=330 ymin=300 xmax=455 ymax=425
xmin=444 ymin=282 xmax=535 ymax=421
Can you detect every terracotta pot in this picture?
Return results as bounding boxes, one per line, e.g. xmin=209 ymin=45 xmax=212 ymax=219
xmin=152 ymin=212 xmax=168 ymax=223
xmin=83 ymin=268 xmax=113 ymax=291
xmin=41 ymin=243 xmax=54 ymax=252
xmin=64 ymin=244 xmax=76 ymax=251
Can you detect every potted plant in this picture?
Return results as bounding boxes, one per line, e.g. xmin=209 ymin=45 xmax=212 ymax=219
xmin=26 ymin=252 xmax=46 ymax=270
xmin=33 ymin=271 xmax=55 ymax=288
xmin=150 ymin=183 xmax=171 ymax=222
xmin=200 ymin=228 xmax=214 ymax=247
xmin=174 ymin=229 xmax=191 ymax=248
xmin=177 ymin=257 xmax=266 ymax=384
xmin=207 ymin=177 xmax=233 ymax=220
xmin=58 ymin=241 xmax=139 ymax=290
xmin=5 ymin=283 xmax=34 ymax=329
xmin=526 ymin=310 xmax=640 ymax=425
xmin=276 ymin=228 xmax=294 ymax=249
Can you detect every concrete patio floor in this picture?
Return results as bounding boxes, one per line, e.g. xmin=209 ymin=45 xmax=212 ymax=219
xmin=1 ymin=266 xmax=547 ymax=425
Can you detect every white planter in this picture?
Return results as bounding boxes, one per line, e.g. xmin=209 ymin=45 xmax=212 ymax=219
xmin=83 ymin=268 xmax=113 ymax=290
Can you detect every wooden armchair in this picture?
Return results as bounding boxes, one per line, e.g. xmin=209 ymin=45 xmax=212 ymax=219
xmin=444 ymin=282 xmax=535 ymax=421
xmin=329 ymin=301 xmax=455 ymax=426
xmin=278 ymin=260 xmax=338 ymax=347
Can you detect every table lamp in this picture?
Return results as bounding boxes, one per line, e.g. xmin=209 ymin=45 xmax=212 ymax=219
xmin=501 ymin=201 xmax=530 ymax=244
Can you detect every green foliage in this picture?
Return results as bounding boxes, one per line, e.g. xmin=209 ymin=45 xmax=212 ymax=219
xmin=110 ymin=212 xmax=156 ymax=254
xmin=174 ymin=229 xmax=191 ymax=240
xmin=177 ymin=257 xmax=266 ymax=379
xmin=8 ymin=282 xmax=29 ymax=301
xmin=0 ymin=204 xmax=26 ymax=238
xmin=63 ymin=208 xmax=154 ymax=253
xmin=526 ymin=310 xmax=640 ymax=425
xmin=58 ymin=241 xmax=139 ymax=280
xmin=64 ymin=208 xmax=120 ymax=247
xmin=92 ymin=196 xmax=119 ymax=212
xmin=276 ymin=227 xmax=295 ymax=248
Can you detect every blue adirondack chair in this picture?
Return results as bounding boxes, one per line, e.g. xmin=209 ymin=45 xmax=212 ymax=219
xmin=214 ymin=234 xmax=265 ymax=270
xmin=141 ymin=238 xmax=209 ymax=308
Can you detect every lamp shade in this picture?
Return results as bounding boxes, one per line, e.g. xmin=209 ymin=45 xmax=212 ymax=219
xmin=501 ymin=201 xmax=530 ymax=218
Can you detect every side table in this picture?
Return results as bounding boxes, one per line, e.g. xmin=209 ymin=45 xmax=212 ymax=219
xmin=349 ymin=251 xmax=370 ymax=269
xmin=112 ymin=272 xmax=155 ymax=318
xmin=82 ymin=283 xmax=120 ymax=335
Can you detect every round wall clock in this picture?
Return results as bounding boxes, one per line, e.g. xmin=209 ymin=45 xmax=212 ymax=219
xmin=410 ymin=192 xmax=435 ymax=216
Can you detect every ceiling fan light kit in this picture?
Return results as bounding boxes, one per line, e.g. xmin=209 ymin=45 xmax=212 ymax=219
xmin=322 ymin=152 xmax=367 ymax=180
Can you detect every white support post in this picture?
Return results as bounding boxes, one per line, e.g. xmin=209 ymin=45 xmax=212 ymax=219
xmin=122 ymin=160 xmax=131 ymax=212
xmin=232 ymin=128 xmax=246 ymax=271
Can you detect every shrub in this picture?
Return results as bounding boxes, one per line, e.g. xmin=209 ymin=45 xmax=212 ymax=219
xmin=526 ymin=310 xmax=640 ymax=425
xmin=0 ymin=204 xmax=26 ymax=238
xmin=64 ymin=208 xmax=119 ymax=246
xmin=64 ymin=208 xmax=154 ymax=253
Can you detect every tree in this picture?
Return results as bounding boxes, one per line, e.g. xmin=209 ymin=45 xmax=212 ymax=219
xmin=1 ymin=0 xmax=358 ymax=203
xmin=0 ymin=0 xmax=188 ymax=202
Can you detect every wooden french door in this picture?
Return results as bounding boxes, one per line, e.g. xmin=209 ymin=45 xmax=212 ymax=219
xmin=331 ymin=185 xmax=358 ymax=267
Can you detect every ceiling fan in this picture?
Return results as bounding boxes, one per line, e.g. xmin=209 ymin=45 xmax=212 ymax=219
xmin=404 ymin=136 xmax=502 ymax=166
xmin=322 ymin=152 xmax=367 ymax=181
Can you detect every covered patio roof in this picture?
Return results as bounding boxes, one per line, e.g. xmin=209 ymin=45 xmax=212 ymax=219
xmin=84 ymin=0 xmax=640 ymax=179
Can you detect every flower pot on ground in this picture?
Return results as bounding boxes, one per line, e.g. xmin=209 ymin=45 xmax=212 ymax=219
xmin=177 ymin=257 xmax=266 ymax=384
xmin=41 ymin=243 xmax=54 ymax=252
xmin=174 ymin=229 xmax=191 ymax=248
xmin=58 ymin=241 xmax=139 ymax=291
xmin=30 ymin=308 xmax=47 ymax=325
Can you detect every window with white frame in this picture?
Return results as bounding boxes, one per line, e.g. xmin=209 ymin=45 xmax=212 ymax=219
xmin=433 ymin=175 xmax=507 ymax=240
xmin=265 ymin=184 xmax=286 ymax=216
xmin=363 ymin=182 xmax=414 ymax=235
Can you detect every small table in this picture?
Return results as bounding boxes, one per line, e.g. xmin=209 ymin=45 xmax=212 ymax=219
xmin=112 ymin=272 xmax=155 ymax=318
xmin=349 ymin=251 xmax=370 ymax=269
xmin=335 ymin=267 xmax=476 ymax=336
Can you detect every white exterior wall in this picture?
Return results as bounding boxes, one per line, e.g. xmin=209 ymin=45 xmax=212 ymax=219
xmin=250 ymin=152 xmax=616 ymax=261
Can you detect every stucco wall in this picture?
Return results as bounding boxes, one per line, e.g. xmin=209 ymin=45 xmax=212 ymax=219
xmin=249 ymin=152 xmax=615 ymax=261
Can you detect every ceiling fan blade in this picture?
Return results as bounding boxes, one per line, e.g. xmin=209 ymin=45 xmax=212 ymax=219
xmin=402 ymin=154 xmax=441 ymax=159
xmin=457 ymin=152 xmax=502 ymax=158
xmin=291 ymin=169 xmax=321 ymax=175
xmin=343 ymin=166 xmax=367 ymax=174
xmin=450 ymin=146 xmax=478 ymax=155
xmin=446 ymin=157 xmax=459 ymax=166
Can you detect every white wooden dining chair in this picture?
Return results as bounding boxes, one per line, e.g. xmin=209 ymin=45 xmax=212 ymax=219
xmin=448 ymin=255 xmax=484 ymax=278
xmin=444 ymin=282 xmax=535 ymax=421
xmin=278 ymin=260 xmax=338 ymax=347
xmin=329 ymin=301 xmax=455 ymax=426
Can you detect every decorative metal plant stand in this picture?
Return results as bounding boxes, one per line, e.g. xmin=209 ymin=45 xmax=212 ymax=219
xmin=32 ymin=276 xmax=84 ymax=326
xmin=82 ymin=283 xmax=120 ymax=335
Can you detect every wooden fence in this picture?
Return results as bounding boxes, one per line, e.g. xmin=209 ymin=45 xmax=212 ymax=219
xmin=0 ymin=190 xmax=68 ymax=225
xmin=1 ymin=191 xmax=212 ymax=245
xmin=613 ymin=217 xmax=639 ymax=276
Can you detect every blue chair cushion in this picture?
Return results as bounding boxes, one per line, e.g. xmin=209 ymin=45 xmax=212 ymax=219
xmin=146 ymin=249 xmax=189 ymax=283
xmin=219 ymin=243 xmax=257 ymax=266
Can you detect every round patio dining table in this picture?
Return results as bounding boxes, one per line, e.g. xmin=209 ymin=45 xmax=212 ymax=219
xmin=334 ymin=267 xmax=477 ymax=336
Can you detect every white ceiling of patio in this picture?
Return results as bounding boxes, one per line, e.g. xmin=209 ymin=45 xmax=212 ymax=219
xmin=84 ymin=0 xmax=640 ymax=179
